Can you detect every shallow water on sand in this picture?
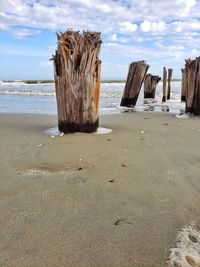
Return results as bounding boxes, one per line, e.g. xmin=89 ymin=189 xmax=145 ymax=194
xmin=0 ymin=81 xmax=184 ymax=115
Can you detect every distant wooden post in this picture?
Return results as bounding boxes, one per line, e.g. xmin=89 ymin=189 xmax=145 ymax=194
xmin=185 ymin=57 xmax=200 ymax=115
xmin=167 ymin=69 xmax=173 ymax=100
xmin=162 ymin=67 xmax=168 ymax=102
xmin=144 ymin=74 xmax=161 ymax=98
xmin=181 ymin=68 xmax=186 ymax=102
xmin=53 ymin=30 xmax=102 ymax=133
xmin=120 ymin=61 xmax=149 ymax=107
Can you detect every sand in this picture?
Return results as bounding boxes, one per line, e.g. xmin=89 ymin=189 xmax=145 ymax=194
xmin=0 ymin=112 xmax=200 ymax=267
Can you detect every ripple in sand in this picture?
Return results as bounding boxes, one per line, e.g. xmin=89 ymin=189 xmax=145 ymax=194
xmin=168 ymin=224 xmax=200 ymax=266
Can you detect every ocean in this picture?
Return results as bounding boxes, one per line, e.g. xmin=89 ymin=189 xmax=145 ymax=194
xmin=0 ymin=81 xmax=185 ymax=115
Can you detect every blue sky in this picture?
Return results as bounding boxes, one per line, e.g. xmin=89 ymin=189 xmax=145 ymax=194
xmin=0 ymin=0 xmax=200 ymax=80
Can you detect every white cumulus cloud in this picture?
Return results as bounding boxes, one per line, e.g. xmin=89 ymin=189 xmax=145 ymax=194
xmin=119 ymin=21 xmax=137 ymax=33
xmin=141 ymin=20 xmax=166 ymax=33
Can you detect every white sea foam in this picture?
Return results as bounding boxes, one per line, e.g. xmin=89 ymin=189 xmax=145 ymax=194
xmin=176 ymin=113 xmax=200 ymax=119
xmin=0 ymin=81 xmax=26 ymax=86
xmin=0 ymin=90 xmax=55 ymax=96
xmin=118 ymin=106 xmax=136 ymax=112
xmin=95 ymin=127 xmax=112 ymax=134
xmin=168 ymin=224 xmax=200 ymax=267
xmin=176 ymin=113 xmax=190 ymax=119
xmin=101 ymin=82 xmax=125 ymax=87
xmin=45 ymin=126 xmax=112 ymax=136
xmin=44 ymin=127 xmax=64 ymax=137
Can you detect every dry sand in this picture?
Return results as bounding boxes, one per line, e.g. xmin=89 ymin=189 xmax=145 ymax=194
xmin=0 ymin=112 xmax=200 ymax=267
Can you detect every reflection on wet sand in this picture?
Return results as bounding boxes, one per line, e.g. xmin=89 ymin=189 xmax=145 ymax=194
xmin=141 ymin=98 xmax=183 ymax=113
xmin=143 ymin=105 xmax=155 ymax=112
xmin=161 ymin=105 xmax=170 ymax=112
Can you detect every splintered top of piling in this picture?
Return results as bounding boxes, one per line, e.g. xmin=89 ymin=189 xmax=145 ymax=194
xmin=185 ymin=56 xmax=200 ymax=65
xmin=145 ymin=73 xmax=161 ymax=82
xmin=54 ymin=30 xmax=102 ymax=58
xmin=129 ymin=60 xmax=149 ymax=68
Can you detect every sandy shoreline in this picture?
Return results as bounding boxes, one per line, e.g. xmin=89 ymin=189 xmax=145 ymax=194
xmin=0 ymin=112 xmax=200 ymax=267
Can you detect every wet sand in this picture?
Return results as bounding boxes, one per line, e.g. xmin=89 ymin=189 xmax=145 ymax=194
xmin=0 ymin=112 xmax=200 ymax=267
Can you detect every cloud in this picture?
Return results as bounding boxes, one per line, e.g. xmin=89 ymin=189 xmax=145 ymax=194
xmin=0 ymin=0 xmax=199 ymax=36
xmin=119 ymin=21 xmax=137 ymax=33
xmin=0 ymin=0 xmax=200 ymax=78
xmin=11 ymin=28 xmax=42 ymax=39
xmin=0 ymin=23 xmax=8 ymax=30
xmin=110 ymin=33 xmax=118 ymax=41
xmin=141 ymin=20 xmax=166 ymax=33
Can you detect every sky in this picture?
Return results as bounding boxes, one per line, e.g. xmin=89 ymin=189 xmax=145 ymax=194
xmin=0 ymin=0 xmax=200 ymax=81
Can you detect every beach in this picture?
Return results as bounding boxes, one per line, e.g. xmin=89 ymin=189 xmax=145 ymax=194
xmin=1 ymin=112 xmax=200 ymax=267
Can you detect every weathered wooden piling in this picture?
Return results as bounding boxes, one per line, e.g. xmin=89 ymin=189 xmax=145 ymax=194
xmin=185 ymin=57 xmax=200 ymax=115
xmin=120 ymin=61 xmax=149 ymax=107
xmin=144 ymin=74 xmax=161 ymax=98
xmin=162 ymin=67 xmax=168 ymax=102
xmin=53 ymin=30 xmax=102 ymax=133
xmin=167 ymin=69 xmax=173 ymax=100
xmin=181 ymin=68 xmax=186 ymax=102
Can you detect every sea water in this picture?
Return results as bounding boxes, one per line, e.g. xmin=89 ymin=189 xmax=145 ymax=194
xmin=0 ymin=81 xmax=184 ymax=115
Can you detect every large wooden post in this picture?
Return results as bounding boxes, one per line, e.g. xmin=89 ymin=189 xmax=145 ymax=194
xmin=53 ymin=30 xmax=102 ymax=133
xmin=120 ymin=61 xmax=149 ymax=107
xmin=167 ymin=68 xmax=173 ymax=100
xmin=144 ymin=74 xmax=161 ymax=98
xmin=185 ymin=57 xmax=200 ymax=115
xmin=181 ymin=68 xmax=186 ymax=102
xmin=162 ymin=67 xmax=168 ymax=102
